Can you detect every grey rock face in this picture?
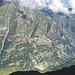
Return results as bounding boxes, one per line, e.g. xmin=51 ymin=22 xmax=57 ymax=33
xmin=0 ymin=2 xmax=75 ymax=73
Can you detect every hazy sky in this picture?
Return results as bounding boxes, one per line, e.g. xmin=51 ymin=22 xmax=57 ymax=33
xmin=61 ymin=0 xmax=67 ymax=4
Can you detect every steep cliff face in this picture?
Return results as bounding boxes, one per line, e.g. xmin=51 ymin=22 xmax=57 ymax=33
xmin=0 ymin=2 xmax=75 ymax=74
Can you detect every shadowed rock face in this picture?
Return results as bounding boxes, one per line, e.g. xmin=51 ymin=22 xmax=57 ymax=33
xmin=68 ymin=8 xmax=72 ymax=12
xmin=0 ymin=0 xmax=3 ymax=6
xmin=0 ymin=1 xmax=75 ymax=74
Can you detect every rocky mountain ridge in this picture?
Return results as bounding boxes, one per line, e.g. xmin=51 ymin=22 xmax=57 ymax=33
xmin=0 ymin=2 xmax=75 ymax=74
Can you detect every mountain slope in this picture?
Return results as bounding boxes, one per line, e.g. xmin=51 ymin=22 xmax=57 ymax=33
xmin=0 ymin=2 xmax=75 ymax=74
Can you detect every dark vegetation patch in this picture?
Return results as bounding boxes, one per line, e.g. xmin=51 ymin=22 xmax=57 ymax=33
xmin=9 ymin=65 xmax=75 ymax=75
